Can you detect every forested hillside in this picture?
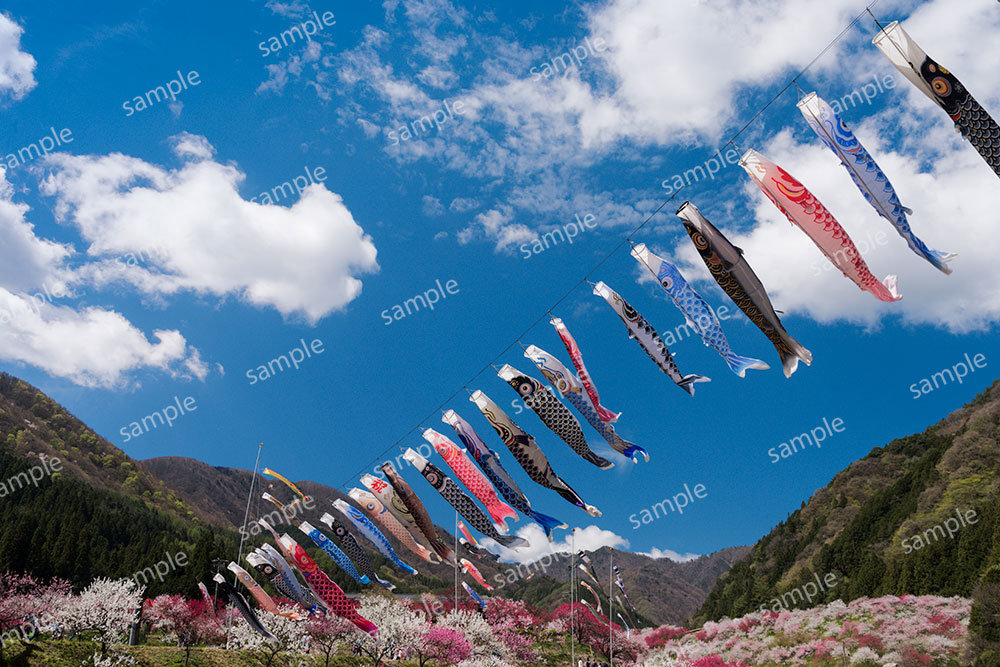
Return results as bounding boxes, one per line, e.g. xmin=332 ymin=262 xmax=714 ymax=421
xmin=696 ymin=379 xmax=1000 ymax=625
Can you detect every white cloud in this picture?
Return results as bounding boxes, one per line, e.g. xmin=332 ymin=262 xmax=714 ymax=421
xmin=0 ymin=287 xmax=206 ymax=388
xmin=421 ymin=194 xmax=444 ymax=216
xmin=673 ymin=109 xmax=1000 ymax=332
xmin=0 ymin=168 xmax=72 ymax=293
xmin=41 ymin=134 xmax=379 ymax=324
xmin=483 ymin=523 xmax=629 ymax=565
xmin=641 ymin=547 xmax=700 ymax=563
xmin=457 ymin=207 xmax=536 ymax=252
xmin=0 ymin=13 xmax=37 ymax=103
xmin=448 ymin=197 xmax=479 ymax=213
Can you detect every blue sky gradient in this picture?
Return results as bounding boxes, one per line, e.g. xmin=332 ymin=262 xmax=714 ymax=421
xmin=2 ymin=0 xmax=999 ymax=561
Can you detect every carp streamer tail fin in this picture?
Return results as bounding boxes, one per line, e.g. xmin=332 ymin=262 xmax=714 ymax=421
xmin=678 ymin=374 xmax=710 ymax=396
xmin=724 ymin=352 xmax=770 ymax=378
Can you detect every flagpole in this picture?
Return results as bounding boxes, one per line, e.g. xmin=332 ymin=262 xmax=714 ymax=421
xmin=570 ymin=530 xmax=576 ymax=667
xmin=609 ymin=548 xmax=614 ymax=666
xmin=454 ymin=510 xmax=459 ymax=612
xmin=227 ymin=442 xmax=263 ymax=648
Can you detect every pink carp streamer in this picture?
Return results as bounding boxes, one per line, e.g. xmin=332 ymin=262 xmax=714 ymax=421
xmin=551 ymin=317 xmax=619 ymax=423
xmin=460 ymin=558 xmax=494 ymax=590
xmin=740 ymin=149 xmax=901 ymax=303
xmin=278 ymin=535 xmax=378 ymax=637
xmin=423 ymin=428 xmax=518 ymax=530
xmin=227 ymin=562 xmax=302 ymax=620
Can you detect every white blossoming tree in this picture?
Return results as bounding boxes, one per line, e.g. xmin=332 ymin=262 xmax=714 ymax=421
xmin=54 ymin=578 xmax=144 ymax=658
xmin=439 ymin=609 xmax=503 ymax=660
xmin=355 ymin=593 xmax=428 ymax=666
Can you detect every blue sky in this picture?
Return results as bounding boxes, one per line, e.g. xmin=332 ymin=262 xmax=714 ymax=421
xmin=2 ymin=0 xmax=999 ymax=563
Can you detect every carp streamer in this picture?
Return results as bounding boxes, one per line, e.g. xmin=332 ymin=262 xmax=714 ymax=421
xmin=497 ymin=364 xmax=614 ymax=470
xmin=524 ymin=344 xmax=648 ymax=463
xmin=550 ymin=317 xmax=619 ymax=423
xmin=278 ymin=535 xmax=378 ymax=637
xmin=357 ymin=478 xmax=442 ymax=565
xmin=230 ymin=561 xmax=302 ymax=620
xmin=332 ymin=498 xmax=418 ymax=575
xmin=460 ymin=558 xmax=494 ymax=590
xmin=442 ymin=410 xmax=566 ymax=538
xmin=319 ymin=512 xmax=396 ymax=590
xmin=874 ymin=21 xmax=999 ymax=178
xmin=404 ymin=448 xmax=527 ymax=549
xmin=471 ymin=390 xmax=601 ymax=517
xmin=462 ymin=581 xmax=487 ymax=611
xmin=298 ymin=521 xmax=371 ymax=585
xmin=677 ymin=201 xmax=812 ymax=378
xmin=262 ymin=467 xmax=308 ymax=500
xmin=593 ymin=280 xmax=710 ymax=395
xmin=423 ymin=428 xmax=518 ymax=530
xmin=631 ymin=243 xmax=768 ymax=377
xmin=740 ymin=149 xmax=902 ymax=303
xmin=797 ymin=92 xmax=955 ymax=274
xmin=379 ymin=462 xmax=457 ymax=564
xmin=212 ymin=573 xmax=276 ymax=641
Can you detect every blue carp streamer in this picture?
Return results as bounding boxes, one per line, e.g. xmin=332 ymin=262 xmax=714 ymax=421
xmin=298 ymin=521 xmax=370 ymax=585
xmin=332 ymin=499 xmax=418 ymax=575
xmin=631 ymin=244 xmax=768 ymax=377
xmin=798 ymin=92 xmax=955 ymax=274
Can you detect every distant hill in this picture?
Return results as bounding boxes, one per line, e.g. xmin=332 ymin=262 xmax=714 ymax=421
xmin=0 ymin=371 xmax=744 ymax=619
xmin=142 ymin=454 xmax=748 ymax=625
xmin=695 ymin=378 xmax=1000 ymax=625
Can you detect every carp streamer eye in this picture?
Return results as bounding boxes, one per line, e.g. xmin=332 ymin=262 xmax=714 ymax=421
xmin=932 ymin=77 xmax=951 ymax=97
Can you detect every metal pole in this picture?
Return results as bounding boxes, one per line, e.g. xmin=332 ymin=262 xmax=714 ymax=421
xmin=571 ymin=530 xmax=575 ymax=667
xmin=227 ymin=442 xmax=263 ymax=648
xmin=609 ymin=549 xmax=614 ymax=666
xmin=454 ymin=510 xmax=459 ymax=612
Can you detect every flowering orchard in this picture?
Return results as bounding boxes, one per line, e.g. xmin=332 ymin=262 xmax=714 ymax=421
xmin=0 ymin=573 xmax=976 ymax=665
xmin=637 ymin=595 xmax=971 ymax=666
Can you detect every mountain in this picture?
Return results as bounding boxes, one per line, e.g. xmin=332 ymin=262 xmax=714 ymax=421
xmin=0 ymin=371 xmax=744 ymax=618
xmin=0 ymin=373 xmax=237 ymax=595
xmin=695 ymin=378 xmax=1000 ymax=625
xmin=521 ymin=545 xmax=750 ymax=626
xmin=142 ymin=454 xmax=748 ymax=625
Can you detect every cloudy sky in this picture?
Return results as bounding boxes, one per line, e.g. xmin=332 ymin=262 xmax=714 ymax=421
xmin=2 ymin=0 xmax=998 ymax=564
